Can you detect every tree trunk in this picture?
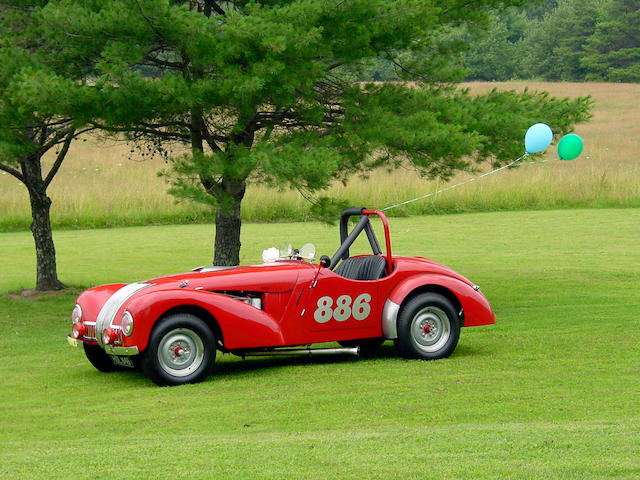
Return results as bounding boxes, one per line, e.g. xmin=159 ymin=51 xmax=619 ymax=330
xmin=22 ymin=155 xmax=65 ymax=291
xmin=30 ymin=193 xmax=65 ymax=291
xmin=213 ymin=178 xmax=246 ymax=266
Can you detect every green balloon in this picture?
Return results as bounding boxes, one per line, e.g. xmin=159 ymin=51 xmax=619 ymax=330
xmin=557 ymin=134 xmax=583 ymax=161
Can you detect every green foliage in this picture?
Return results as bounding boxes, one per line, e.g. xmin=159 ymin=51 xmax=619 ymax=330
xmin=0 ymin=1 xmax=108 ymax=290
xmin=460 ymin=0 xmax=639 ymax=82
xmin=0 ymin=3 xmax=99 ymax=165
xmin=4 ymin=0 xmax=593 ymax=265
xmin=461 ymin=9 xmax=528 ymax=81
xmin=39 ymin=0 xmax=591 ymax=203
xmin=582 ymin=0 xmax=640 ymax=82
xmin=521 ymin=0 xmax=599 ymax=81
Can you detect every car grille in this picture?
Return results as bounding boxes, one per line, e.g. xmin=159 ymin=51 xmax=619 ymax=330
xmin=84 ymin=322 xmax=96 ymax=340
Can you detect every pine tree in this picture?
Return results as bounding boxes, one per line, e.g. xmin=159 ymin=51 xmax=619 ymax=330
xmin=39 ymin=0 xmax=591 ymax=265
xmin=0 ymin=2 xmax=96 ymax=290
xmin=582 ymin=0 xmax=640 ymax=82
xmin=521 ymin=0 xmax=599 ymax=81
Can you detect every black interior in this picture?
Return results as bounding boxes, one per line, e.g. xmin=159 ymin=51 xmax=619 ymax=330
xmin=333 ymin=255 xmax=387 ymax=281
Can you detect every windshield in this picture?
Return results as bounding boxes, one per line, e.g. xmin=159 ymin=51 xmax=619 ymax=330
xmin=262 ymin=243 xmax=316 ymax=263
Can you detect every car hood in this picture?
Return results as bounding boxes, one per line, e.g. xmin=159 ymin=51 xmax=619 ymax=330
xmin=144 ymin=261 xmax=314 ymax=293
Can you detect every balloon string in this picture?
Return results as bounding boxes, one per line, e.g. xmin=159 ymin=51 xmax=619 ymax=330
xmin=381 ymin=153 xmax=534 ymax=212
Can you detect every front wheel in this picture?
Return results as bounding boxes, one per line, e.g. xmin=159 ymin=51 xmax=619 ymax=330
xmin=83 ymin=343 xmax=121 ymax=372
xmin=140 ymin=314 xmax=216 ymax=386
xmin=395 ymin=293 xmax=460 ymax=360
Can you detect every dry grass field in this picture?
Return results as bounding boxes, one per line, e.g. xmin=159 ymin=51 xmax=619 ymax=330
xmin=1 ymin=82 xmax=638 ymax=230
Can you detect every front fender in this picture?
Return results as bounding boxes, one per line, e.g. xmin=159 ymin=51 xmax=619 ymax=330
xmin=122 ymin=290 xmax=286 ymax=351
xmin=76 ymin=284 xmax=126 ymax=326
xmin=382 ymin=274 xmax=495 ymax=338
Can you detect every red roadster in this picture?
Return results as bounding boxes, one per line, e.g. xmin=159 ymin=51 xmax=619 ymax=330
xmin=68 ymin=208 xmax=495 ymax=386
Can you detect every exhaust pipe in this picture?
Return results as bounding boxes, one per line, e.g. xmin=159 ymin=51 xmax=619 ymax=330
xmin=242 ymin=346 xmax=360 ymax=358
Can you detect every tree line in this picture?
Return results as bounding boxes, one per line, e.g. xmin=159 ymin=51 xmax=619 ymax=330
xmin=369 ymin=0 xmax=640 ymax=83
xmin=1 ymin=0 xmax=591 ymax=291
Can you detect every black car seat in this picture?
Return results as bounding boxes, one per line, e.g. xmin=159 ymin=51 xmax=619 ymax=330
xmin=334 ymin=255 xmax=387 ymax=281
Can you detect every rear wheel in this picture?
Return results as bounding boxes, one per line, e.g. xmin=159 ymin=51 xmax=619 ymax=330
xmin=141 ymin=313 xmax=216 ymax=386
xmin=395 ymin=293 xmax=460 ymax=360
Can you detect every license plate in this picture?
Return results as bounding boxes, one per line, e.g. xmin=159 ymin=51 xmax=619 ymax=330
xmin=109 ymin=355 xmax=134 ymax=368
xmin=67 ymin=336 xmax=79 ymax=347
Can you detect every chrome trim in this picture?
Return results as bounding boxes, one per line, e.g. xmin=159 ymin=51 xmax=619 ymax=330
xmin=198 ymin=266 xmax=236 ymax=273
xmin=72 ymin=304 xmax=82 ymax=323
xmin=250 ymin=297 xmax=262 ymax=309
xmin=243 ymin=347 xmax=360 ymax=357
xmin=156 ymin=328 xmax=204 ymax=377
xmin=409 ymin=306 xmax=450 ymax=353
xmin=104 ymin=345 xmax=139 ymax=356
xmin=382 ymin=299 xmax=400 ymax=339
xmin=96 ymin=283 xmax=152 ymax=346
xmin=82 ymin=321 xmax=97 ymax=341
xmin=121 ymin=312 xmax=134 ymax=337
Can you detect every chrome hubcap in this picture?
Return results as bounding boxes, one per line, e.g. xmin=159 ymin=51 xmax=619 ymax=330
xmin=410 ymin=306 xmax=451 ymax=353
xmin=157 ymin=328 xmax=204 ymax=377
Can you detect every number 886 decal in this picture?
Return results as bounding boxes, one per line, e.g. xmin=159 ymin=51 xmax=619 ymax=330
xmin=313 ymin=293 xmax=372 ymax=323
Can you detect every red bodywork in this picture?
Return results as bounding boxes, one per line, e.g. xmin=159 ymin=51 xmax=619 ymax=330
xmin=70 ymin=209 xmax=494 ymax=360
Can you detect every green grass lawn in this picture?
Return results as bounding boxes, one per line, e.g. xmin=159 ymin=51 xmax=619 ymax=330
xmin=1 ymin=209 xmax=639 ymax=479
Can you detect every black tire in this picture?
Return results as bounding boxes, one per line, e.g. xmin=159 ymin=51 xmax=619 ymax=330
xmin=140 ymin=313 xmax=216 ymax=386
xmin=338 ymin=337 xmax=385 ymax=352
xmin=83 ymin=343 xmax=120 ymax=372
xmin=395 ymin=293 xmax=460 ymax=360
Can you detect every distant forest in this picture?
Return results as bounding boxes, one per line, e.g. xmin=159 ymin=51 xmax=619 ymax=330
xmin=367 ymin=0 xmax=640 ymax=83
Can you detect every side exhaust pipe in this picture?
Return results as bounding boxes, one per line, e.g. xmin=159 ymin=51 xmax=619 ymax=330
xmin=242 ymin=346 xmax=360 ymax=358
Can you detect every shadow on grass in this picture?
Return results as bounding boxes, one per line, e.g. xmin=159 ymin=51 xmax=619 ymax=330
xmin=78 ymin=341 xmax=491 ymax=387
xmin=208 ymin=341 xmax=488 ymax=380
xmin=212 ymin=343 xmax=398 ymax=376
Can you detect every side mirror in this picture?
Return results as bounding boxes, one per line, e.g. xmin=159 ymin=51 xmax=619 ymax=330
xmin=319 ymin=255 xmax=331 ymax=269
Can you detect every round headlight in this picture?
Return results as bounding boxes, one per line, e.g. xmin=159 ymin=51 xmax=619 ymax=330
xmin=121 ymin=311 xmax=134 ymax=337
xmin=72 ymin=304 xmax=82 ymax=323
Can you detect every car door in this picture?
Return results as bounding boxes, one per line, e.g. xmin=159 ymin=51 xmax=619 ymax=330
xmin=284 ymin=268 xmax=383 ymax=344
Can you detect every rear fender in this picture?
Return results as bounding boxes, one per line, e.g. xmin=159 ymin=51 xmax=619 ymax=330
xmin=382 ymin=274 xmax=495 ymax=339
xmin=123 ymin=290 xmax=285 ymax=351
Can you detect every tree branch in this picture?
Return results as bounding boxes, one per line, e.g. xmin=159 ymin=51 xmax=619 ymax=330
xmin=0 ymin=162 xmax=25 ymax=183
xmin=44 ymin=130 xmax=75 ymax=189
xmin=385 ymin=50 xmax=443 ymax=84
xmin=143 ymin=55 xmax=186 ymax=70
xmin=204 ymin=0 xmax=226 ymax=17
xmin=91 ymin=121 xmax=192 ymax=142
xmin=135 ymin=0 xmax=166 ymax=42
xmin=327 ymin=60 xmax=345 ymax=70
xmin=39 ymin=125 xmax=76 ymax=153
xmin=202 ymin=128 xmax=224 ymax=152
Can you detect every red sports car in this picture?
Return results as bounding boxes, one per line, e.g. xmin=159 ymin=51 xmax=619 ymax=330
xmin=68 ymin=208 xmax=495 ymax=386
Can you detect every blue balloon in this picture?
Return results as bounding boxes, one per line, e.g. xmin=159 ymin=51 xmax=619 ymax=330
xmin=525 ymin=123 xmax=553 ymax=154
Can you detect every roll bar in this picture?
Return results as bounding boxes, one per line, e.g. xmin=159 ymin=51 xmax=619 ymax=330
xmin=329 ymin=207 xmax=393 ymax=273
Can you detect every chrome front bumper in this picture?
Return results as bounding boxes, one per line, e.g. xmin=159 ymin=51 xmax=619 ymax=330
xmin=67 ymin=335 xmax=139 ymax=356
